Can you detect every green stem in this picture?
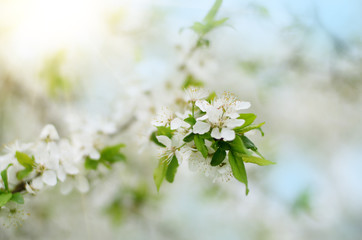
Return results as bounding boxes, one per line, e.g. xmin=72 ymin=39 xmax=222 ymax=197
xmin=192 ymin=102 xmax=195 ymax=117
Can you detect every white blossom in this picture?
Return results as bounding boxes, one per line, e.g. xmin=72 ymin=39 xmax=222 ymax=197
xmin=193 ymin=93 xmax=250 ymax=141
xmin=156 ymin=135 xmax=190 ymax=163
xmin=39 ymin=124 xmax=60 ymax=141
xmin=185 ymin=87 xmax=209 ymax=102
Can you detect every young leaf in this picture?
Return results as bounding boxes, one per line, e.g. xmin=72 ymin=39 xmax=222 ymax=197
xmin=156 ymin=126 xmax=174 ymax=138
xmin=1 ymin=164 xmax=13 ymax=192
xmin=212 ymin=17 xmax=228 ymax=27
xmin=10 ymin=192 xmax=24 ymax=204
xmin=15 ymin=152 xmax=34 ymax=169
xmin=206 ymin=91 xmax=217 ymax=102
xmin=183 ymin=74 xmax=204 ymax=89
xmin=17 ymin=168 xmax=33 ymax=180
xmin=196 ymin=38 xmax=210 ymax=48
xmin=234 ymin=122 xmax=265 ymax=136
xmin=0 ymin=193 xmax=12 ymax=207
xmin=165 ymin=155 xmax=179 ymax=183
xmin=237 ymin=113 xmax=257 ymax=128
xmin=218 ymin=141 xmax=231 ymax=151
xmin=85 ymin=157 xmax=99 ymax=170
xmin=210 ymin=147 xmax=226 ymax=166
xmin=194 ymin=134 xmax=209 ymax=158
xmin=150 ymin=131 xmax=166 ymax=147
xmin=241 ymin=135 xmax=257 ymax=151
xmin=153 ymin=156 xmax=169 ymax=192
xmin=191 ymin=0 xmax=228 ymax=36
xmin=239 ymin=155 xmax=276 ymax=166
xmin=183 ymin=133 xmax=195 ymax=143
xmin=184 ymin=116 xmax=196 ymax=126
xmin=204 ymin=0 xmax=223 ymax=23
xmin=229 ymin=135 xmax=250 ymax=155
xmin=100 ymin=144 xmax=126 ymax=163
xmin=228 ymin=151 xmax=249 ymax=195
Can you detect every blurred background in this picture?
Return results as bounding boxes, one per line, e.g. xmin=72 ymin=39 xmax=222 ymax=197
xmin=0 ymin=0 xmax=361 ymax=239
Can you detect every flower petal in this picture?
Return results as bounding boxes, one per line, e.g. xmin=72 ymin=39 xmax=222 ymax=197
xmin=193 ymin=121 xmax=211 ymax=134
xmin=25 ymin=183 xmax=36 ymax=194
xmin=64 ymin=164 xmax=79 ymax=175
xmin=40 ymin=124 xmax=59 ymax=141
xmin=170 ymin=118 xmax=189 ymax=130
xmin=89 ymin=149 xmax=100 ymax=160
xmin=196 ymin=114 xmax=208 ymax=121
xmin=60 ymin=180 xmax=73 ymax=195
xmin=156 ymin=135 xmax=172 ymax=148
xmin=225 ymin=119 xmax=245 ymax=128
xmin=76 ymin=176 xmax=89 ymax=193
xmin=235 ymin=101 xmax=251 ymax=110
xmin=57 ymin=168 xmax=66 ymax=182
xmin=225 ymin=112 xmax=239 ymax=119
xmin=211 ymin=128 xmax=222 ymax=139
xmin=42 ymin=170 xmax=57 ymax=186
xmin=32 ymin=177 xmax=44 ymax=190
xmin=195 ymin=100 xmax=209 ymax=112
xmin=221 ymin=128 xmax=235 ymax=141
xmin=175 ymin=150 xmax=183 ymax=163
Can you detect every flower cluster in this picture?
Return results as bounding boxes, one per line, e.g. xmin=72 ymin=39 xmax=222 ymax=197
xmin=0 ymin=120 xmax=126 ymax=212
xmin=151 ymin=87 xmax=274 ymax=194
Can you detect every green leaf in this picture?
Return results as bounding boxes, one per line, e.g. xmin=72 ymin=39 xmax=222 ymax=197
xmin=165 ymin=155 xmax=179 ymax=183
xmin=237 ymin=113 xmax=257 ymax=128
xmin=210 ymin=147 xmax=226 ymax=166
xmin=100 ymin=144 xmax=126 ymax=163
xmin=39 ymin=51 xmax=72 ymax=98
xmin=204 ymin=0 xmax=223 ymax=23
xmin=196 ymin=38 xmax=210 ymax=48
xmin=0 ymin=193 xmax=12 ymax=207
xmin=218 ymin=141 xmax=231 ymax=151
xmin=241 ymin=135 xmax=257 ymax=151
xmin=234 ymin=122 xmax=265 ymax=136
xmin=17 ymin=168 xmax=33 ymax=180
xmin=206 ymin=91 xmax=217 ymax=102
xmin=239 ymin=155 xmax=276 ymax=166
xmin=191 ymin=22 xmax=207 ymax=35
xmin=199 ymin=132 xmax=212 ymax=140
xmin=229 ymin=135 xmax=250 ymax=154
xmin=184 ymin=116 xmax=196 ymax=126
xmin=10 ymin=193 xmax=24 ymax=204
xmin=156 ymin=126 xmax=174 ymax=138
xmin=194 ymin=134 xmax=209 ymax=158
xmin=150 ymin=131 xmax=166 ymax=147
xmin=183 ymin=74 xmax=204 ymax=89
xmin=85 ymin=157 xmax=99 ymax=170
xmin=15 ymin=152 xmax=35 ymax=169
xmin=183 ymin=133 xmax=195 ymax=142
xmin=1 ymin=164 xmax=13 ymax=192
xmin=228 ymin=151 xmax=249 ymax=195
xmin=153 ymin=156 xmax=169 ymax=192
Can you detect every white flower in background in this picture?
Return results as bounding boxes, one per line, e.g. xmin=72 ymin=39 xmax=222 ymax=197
xmin=60 ymin=175 xmax=90 ymax=195
xmin=71 ymin=133 xmax=101 ymax=160
xmin=152 ymin=107 xmax=174 ymax=126
xmin=58 ymin=139 xmax=80 ymax=175
xmin=170 ymin=111 xmax=193 ymax=131
xmin=4 ymin=141 xmax=33 ymax=157
xmin=156 ymin=135 xmax=190 ymax=163
xmin=193 ymin=93 xmax=250 ymax=141
xmin=39 ymin=124 xmax=59 ymax=141
xmin=152 ymin=107 xmax=189 ymax=130
xmin=25 ymin=183 xmax=36 ymax=194
xmin=185 ymin=87 xmax=209 ymax=102
xmin=33 ymin=142 xmax=60 ymax=187
xmin=188 ymin=151 xmax=232 ymax=183
xmin=2 ymin=142 xmax=33 ymax=186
